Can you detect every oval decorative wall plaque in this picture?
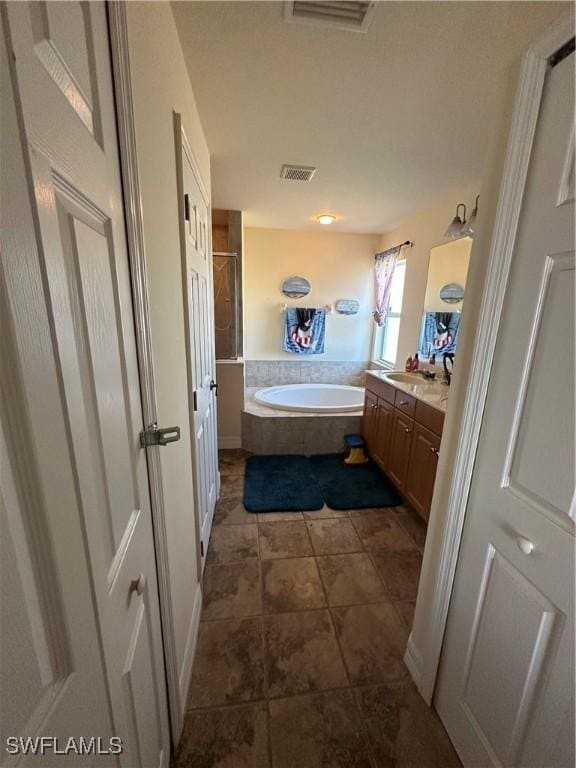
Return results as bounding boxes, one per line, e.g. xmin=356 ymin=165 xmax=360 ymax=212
xmin=439 ymin=283 xmax=465 ymax=304
xmin=335 ymin=299 xmax=360 ymax=315
xmin=282 ymin=276 xmax=311 ymax=299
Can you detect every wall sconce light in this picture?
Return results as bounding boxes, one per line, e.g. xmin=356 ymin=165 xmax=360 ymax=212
xmin=444 ymin=197 xmax=479 ymax=239
xmin=460 ymin=195 xmax=480 ymax=237
xmin=444 ymin=203 xmax=467 ymax=239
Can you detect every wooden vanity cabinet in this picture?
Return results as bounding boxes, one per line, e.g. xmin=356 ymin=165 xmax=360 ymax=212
xmin=362 ymin=390 xmax=379 ymax=456
xmin=362 ymin=374 xmax=444 ymax=521
xmin=372 ymin=399 xmax=394 ymax=471
xmin=405 ymin=422 xmax=441 ymax=521
xmin=385 ymin=409 xmax=414 ymax=488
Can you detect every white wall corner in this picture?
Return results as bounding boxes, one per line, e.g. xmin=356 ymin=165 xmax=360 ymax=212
xmin=404 ymin=633 xmax=427 ymax=701
xmin=177 ymin=584 xmax=203 ymax=731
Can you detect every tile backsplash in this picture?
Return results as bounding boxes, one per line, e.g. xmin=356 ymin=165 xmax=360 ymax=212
xmin=245 ymin=360 xmax=369 ymax=388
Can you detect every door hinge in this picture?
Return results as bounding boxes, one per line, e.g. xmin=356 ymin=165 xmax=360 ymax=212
xmin=193 ymin=390 xmax=198 ymax=411
xmin=200 ymin=540 xmax=204 ymax=557
xmin=184 ymin=193 xmax=190 ymax=221
xmin=140 ymin=422 xmax=181 ymax=447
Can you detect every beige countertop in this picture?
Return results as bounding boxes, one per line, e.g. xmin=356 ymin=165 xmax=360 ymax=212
xmin=366 ymin=369 xmax=450 ymax=413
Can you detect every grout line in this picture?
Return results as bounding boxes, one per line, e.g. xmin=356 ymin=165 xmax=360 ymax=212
xmin=255 ymin=512 xmax=275 ymax=768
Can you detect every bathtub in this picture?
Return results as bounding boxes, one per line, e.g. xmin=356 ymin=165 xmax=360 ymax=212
xmin=254 ymin=384 xmax=364 ymax=413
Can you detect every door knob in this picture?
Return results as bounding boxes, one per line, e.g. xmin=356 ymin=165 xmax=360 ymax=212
xmin=516 ymin=536 xmax=534 ymax=555
xmin=130 ymin=574 xmax=146 ymax=596
xmin=210 ymin=380 xmax=218 ymax=395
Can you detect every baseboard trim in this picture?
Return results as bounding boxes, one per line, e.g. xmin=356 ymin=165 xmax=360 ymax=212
xmin=404 ymin=632 xmax=428 ymax=701
xmin=218 ymin=436 xmax=242 ymax=449
xmin=178 ymin=584 xmax=203 ymax=720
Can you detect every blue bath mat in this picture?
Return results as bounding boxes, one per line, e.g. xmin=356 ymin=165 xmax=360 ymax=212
xmin=309 ymin=453 xmax=402 ymax=510
xmin=244 ymin=455 xmax=324 ymax=512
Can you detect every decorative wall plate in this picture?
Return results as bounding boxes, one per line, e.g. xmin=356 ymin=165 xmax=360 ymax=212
xmin=282 ymin=276 xmax=311 ymax=298
xmin=439 ymin=283 xmax=465 ymax=304
xmin=335 ymin=299 xmax=360 ymax=315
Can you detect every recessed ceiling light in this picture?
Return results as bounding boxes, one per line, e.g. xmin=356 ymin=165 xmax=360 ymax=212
xmin=317 ymin=214 xmax=336 ymax=225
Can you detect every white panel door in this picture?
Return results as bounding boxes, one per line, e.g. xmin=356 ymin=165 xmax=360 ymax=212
xmin=4 ymin=3 xmax=169 ymax=766
xmin=1 ymin=14 xmax=114 ymax=764
xmin=435 ymin=52 xmax=575 ymax=768
xmin=178 ymin=126 xmax=219 ymax=572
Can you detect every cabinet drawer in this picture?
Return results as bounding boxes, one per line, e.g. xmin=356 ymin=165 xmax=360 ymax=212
xmin=415 ymin=400 xmax=445 ymax=436
xmin=394 ymin=389 xmax=416 ymax=418
xmin=364 ymin=374 xmax=396 ymax=405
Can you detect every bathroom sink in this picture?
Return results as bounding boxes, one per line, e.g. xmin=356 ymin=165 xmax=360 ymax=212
xmin=383 ymin=372 xmax=422 ymax=384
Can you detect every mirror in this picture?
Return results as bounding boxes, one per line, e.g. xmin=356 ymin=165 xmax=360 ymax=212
xmin=417 ymin=237 xmax=472 ymax=360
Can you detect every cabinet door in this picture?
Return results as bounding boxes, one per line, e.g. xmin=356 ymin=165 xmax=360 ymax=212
xmin=362 ymin=390 xmax=379 ymax=455
xmin=372 ymin=398 xmax=394 ymax=471
xmin=405 ymin=423 xmax=441 ymax=521
xmin=385 ymin=410 xmax=414 ymax=489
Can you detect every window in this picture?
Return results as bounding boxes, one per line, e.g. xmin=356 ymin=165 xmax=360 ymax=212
xmin=378 ymin=259 xmax=406 ymax=367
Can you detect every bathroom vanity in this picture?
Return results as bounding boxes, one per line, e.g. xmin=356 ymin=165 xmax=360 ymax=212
xmin=363 ymin=370 xmax=448 ymax=521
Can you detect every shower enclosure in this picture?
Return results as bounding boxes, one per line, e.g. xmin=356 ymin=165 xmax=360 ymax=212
xmin=213 ymin=251 xmax=240 ymax=359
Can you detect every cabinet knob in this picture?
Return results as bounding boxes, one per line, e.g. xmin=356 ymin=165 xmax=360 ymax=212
xmin=400 ymin=400 xmax=409 ymax=406
xmin=430 ymin=447 xmax=439 ymax=456
xmin=404 ymin=427 xmax=411 ymax=434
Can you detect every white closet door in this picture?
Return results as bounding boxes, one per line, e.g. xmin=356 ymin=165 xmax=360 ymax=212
xmin=3 ymin=3 xmax=169 ymax=765
xmin=178 ymin=124 xmax=219 ymax=572
xmin=435 ymin=51 xmax=575 ymax=768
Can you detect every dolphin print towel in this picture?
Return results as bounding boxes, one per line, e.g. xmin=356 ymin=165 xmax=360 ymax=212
xmin=283 ymin=308 xmax=326 ymax=354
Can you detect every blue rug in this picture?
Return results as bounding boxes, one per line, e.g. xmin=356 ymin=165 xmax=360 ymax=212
xmin=244 ymin=455 xmax=324 ymax=512
xmin=309 ymin=453 xmax=402 ymax=510
xmin=243 ymin=453 xmax=401 ymax=512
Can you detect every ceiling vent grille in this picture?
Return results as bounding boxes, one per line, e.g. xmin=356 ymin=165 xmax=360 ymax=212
xmin=280 ymin=164 xmax=317 ymax=182
xmin=284 ymin=2 xmax=376 ymax=33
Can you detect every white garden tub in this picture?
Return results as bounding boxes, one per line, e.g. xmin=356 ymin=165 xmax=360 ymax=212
xmin=254 ymin=384 xmax=364 ymax=413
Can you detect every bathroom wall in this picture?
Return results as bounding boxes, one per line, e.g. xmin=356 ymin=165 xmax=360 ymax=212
xmin=216 ymin=360 xmax=244 ymax=448
xmin=377 ymin=181 xmax=480 ymax=369
xmin=127 ymin=1 xmax=209 ymax=720
xmin=244 ymin=227 xmax=380 ymax=384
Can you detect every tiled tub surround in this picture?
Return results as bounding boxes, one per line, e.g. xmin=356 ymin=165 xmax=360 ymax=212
xmin=245 ymin=360 xmax=370 ymax=388
xmin=242 ymin=388 xmax=362 ymax=454
xmin=172 ymin=449 xmax=461 ymax=768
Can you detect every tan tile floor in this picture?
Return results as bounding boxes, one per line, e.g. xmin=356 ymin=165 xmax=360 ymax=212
xmin=172 ymin=449 xmax=461 ymax=768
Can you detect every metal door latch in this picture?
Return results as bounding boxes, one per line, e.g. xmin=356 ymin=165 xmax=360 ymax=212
xmin=140 ymin=422 xmax=181 ymax=448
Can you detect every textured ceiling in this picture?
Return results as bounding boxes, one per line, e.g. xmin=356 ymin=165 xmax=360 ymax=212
xmin=172 ymin=1 xmax=568 ymax=233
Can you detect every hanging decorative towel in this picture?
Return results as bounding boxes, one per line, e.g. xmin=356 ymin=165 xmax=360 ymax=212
xmin=283 ymin=308 xmax=326 ymax=354
xmin=418 ymin=311 xmax=460 ymax=357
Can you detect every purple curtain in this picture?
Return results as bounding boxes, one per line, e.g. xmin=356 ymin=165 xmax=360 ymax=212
xmin=372 ymin=246 xmax=401 ymax=326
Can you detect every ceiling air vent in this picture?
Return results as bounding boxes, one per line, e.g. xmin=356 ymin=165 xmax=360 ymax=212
xmin=280 ymin=164 xmax=317 ymax=182
xmin=284 ymin=1 xmax=376 ymax=33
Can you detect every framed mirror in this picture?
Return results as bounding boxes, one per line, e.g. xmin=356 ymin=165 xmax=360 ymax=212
xmin=418 ymin=237 xmax=472 ymax=359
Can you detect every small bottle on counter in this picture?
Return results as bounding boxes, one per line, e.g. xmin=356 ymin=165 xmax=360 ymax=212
xmin=411 ymin=353 xmax=419 ymax=371
xmin=405 ymin=356 xmax=413 ymax=372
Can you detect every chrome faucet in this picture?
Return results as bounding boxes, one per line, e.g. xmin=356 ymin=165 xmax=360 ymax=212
xmin=443 ymin=353 xmax=455 ymax=385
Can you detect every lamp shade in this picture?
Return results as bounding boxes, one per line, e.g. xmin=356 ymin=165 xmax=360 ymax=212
xmin=444 ymin=203 xmax=467 ymax=239
xmin=460 ymin=195 xmax=479 ymax=237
